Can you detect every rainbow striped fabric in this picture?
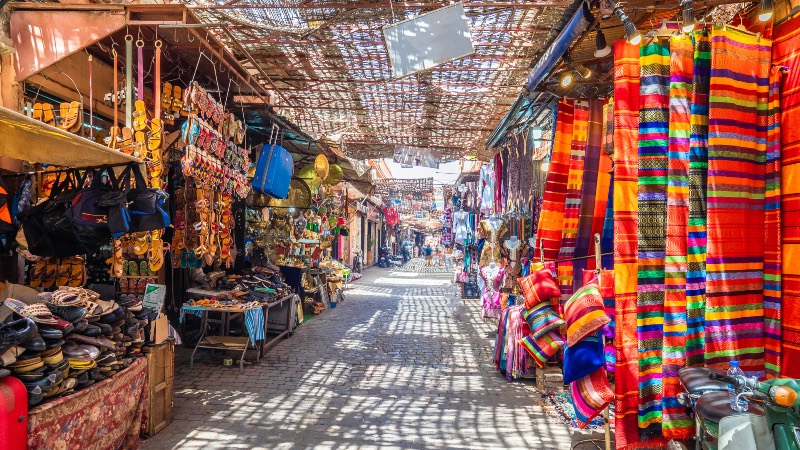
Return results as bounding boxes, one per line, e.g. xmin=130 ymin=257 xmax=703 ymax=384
xmin=637 ymin=40 xmax=670 ymax=438
xmin=662 ymin=34 xmax=693 ymax=440
xmin=612 ymin=39 xmax=642 ymax=450
xmin=558 ymin=101 xmax=589 ymax=299
xmin=763 ymin=66 xmax=782 ymax=379
xmin=537 ymin=100 xmax=575 ymax=261
xmin=705 ymin=26 xmax=772 ymax=376
xmin=686 ymin=30 xmax=711 ymax=369
xmin=773 ymin=13 xmax=800 ymax=379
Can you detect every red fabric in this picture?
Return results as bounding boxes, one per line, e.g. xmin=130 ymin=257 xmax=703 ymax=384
xmin=582 ymin=269 xmax=614 ymax=299
xmin=518 ymin=268 xmax=561 ymax=309
xmin=27 ymin=358 xmax=148 ymax=450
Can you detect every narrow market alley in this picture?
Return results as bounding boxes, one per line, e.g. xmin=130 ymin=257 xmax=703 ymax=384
xmin=143 ymin=261 xmax=574 ymax=450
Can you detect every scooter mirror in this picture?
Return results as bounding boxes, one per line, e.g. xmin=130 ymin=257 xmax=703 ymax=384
xmin=770 ymin=385 xmax=798 ymax=407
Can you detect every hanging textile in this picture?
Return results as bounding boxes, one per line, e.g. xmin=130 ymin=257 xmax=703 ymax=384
xmin=763 ymin=67 xmax=783 ymax=379
xmin=601 ymin=100 xmax=615 ymax=269
xmin=705 ymin=26 xmax=772 ymax=376
xmin=536 ymin=100 xmax=575 ymax=261
xmin=592 ymin=99 xmax=614 ymax=245
xmin=686 ymin=30 xmax=711 ymax=369
xmin=661 ymin=34 xmax=693 ymax=440
xmin=557 ymin=101 xmax=589 ymax=298
xmin=612 ymin=39 xmax=641 ymax=450
xmin=773 ymin=13 xmax=800 ymax=379
xmin=573 ymin=99 xmax=605 ymax=290
xmin=636 ymin=39 xmax=670 ymax=439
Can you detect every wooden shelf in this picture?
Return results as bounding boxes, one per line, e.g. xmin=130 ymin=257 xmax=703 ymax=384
xmin=0 ymin=106 xmax=142 ymax=167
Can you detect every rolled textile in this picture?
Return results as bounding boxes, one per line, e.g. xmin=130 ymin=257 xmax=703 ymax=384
xmin=662 ymin=34 xmax=693 ymax=440
xmin=558 ymin=100 xmax=589 ymax=299
xmin=536 ymin=100 xmax=575 ymax=261
xmin=763 ymin=66 xmax=783 ymax=379
xmin=573 ymin=99 xmax=605 ymax=290
xmin=637 ymin=39 xmax=670 ymax=438
xmin=686 ymin=29 xmax=711 ymax=369
xmin=773 ymin=13 xmax=800 ymax=379
xmin=612 ymin=39 xmax=641 ymax=450
xmin=705 ymin=26 xmax=771 ymax=377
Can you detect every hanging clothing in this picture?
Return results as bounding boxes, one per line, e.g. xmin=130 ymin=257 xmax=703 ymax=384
xmin=453 ymin=210 xmax=470 ymax=245
xmin=478 ymin=218 xmax=508 ymax=267
xmin=479 ymin=165 xmax=495 ymax=213
xmin=480 ymin=264 xmax=504 ymax=319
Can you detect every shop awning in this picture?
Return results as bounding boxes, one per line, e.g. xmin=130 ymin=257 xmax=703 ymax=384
xmin=0 ymin=106 xmax=141 ymax=167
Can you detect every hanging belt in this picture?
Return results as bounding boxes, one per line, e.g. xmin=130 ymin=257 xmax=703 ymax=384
xmin=112 ymin=49 xmax=119 ymax=128
xmin=125 ymin=35 xmax=132 ymax=128
xmin=88 ymin=54 xmax=93 ymax=139
xmin=137 ymin=39 xmax=144 ymax=101
xmin=154 ymin=40 xmax=162 ymax=120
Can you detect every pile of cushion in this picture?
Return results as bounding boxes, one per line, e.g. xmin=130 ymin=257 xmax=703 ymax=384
xmin=0 ymin=286 xmax=152 ymax=406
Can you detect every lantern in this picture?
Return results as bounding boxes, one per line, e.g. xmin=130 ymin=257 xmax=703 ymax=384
xmin=314 ymin=154 xmax=329 ymax=180
xmin=323 ymin=164 xmax=343 ymax=185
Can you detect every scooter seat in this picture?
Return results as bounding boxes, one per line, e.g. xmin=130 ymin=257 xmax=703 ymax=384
xmin=678 ymin=367 xmax=729 ymax=394
xmin=695 ymin=391 xmax=764 ymax=424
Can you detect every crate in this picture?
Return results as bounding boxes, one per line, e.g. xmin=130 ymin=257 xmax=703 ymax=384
xmin=145 ymin=341 xmax=174 ymax=437
xmin=535 ymin=365 xmax=565 ymax=393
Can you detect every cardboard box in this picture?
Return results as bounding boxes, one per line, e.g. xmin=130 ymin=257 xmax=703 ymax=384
xmin=149 ymin=314 xmax=169 ymax=345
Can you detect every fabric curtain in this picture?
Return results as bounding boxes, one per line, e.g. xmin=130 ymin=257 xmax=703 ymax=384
xmin=772 ymin=14 xmax=800 ymax=379
xmin=612 ymin=39 xmax=642 ymax=450
xmin=705 ymin=26 xmax=772 ymax=377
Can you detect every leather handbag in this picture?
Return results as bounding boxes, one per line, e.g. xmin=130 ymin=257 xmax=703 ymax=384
xmin=20 ymin=170 xmax=90 ymax=257
xmin=126 ymin=163 xmax=169 ymax=232
xmin=66 ymin=168 xmax=120 ymax=248
xmin=252 ymin=125 xmax=292 ymax=199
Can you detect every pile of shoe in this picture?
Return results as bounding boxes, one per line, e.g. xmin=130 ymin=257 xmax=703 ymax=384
xmin=219 ymin=266 xmax=291 ymax=302
xmin=0 ymin=286 xmax=152 ymax=406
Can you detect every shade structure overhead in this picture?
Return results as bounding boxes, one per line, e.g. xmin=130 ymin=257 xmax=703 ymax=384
xmin=187 ymin=0 xmax=571 ymax=161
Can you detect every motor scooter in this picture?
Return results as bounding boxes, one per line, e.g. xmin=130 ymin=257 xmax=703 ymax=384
xmin=676 ymin=367 xmax=800 ymax=450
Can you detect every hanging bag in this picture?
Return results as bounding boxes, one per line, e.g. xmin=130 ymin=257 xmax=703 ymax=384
xmin=127 ymin=163 xmax=169 ymax=232
xmin=252 ymin=124 xmax=292 ymax=199
xmin=66 ymin=168 xmax=120 ymax=249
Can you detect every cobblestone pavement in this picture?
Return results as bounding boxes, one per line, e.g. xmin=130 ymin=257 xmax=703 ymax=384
xmin=144 ymin=260 xmax=576 ymax=450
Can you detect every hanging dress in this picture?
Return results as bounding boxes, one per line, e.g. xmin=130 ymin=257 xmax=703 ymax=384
xmin=480 ymin=165 xmax=495 ymax=213
xmin=480 ymin=264 xmax=504 ymax=319
xmin=453 ymin=210 xmax=470 ymax=245
xmin=479 ymin=218 xmax=508 ymax=267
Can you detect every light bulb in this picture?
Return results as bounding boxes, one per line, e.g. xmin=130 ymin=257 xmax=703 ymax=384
xmin=560 ymin=73 xmax=574 ymax=88
xmin=759 ymin=0 xmax=773 ymax=21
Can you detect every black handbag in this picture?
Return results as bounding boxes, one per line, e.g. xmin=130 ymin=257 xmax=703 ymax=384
xmin=19 ymin=170 xmax=87 ymax=257
xmin=127 ymin=163 xmax=169 ymax=232
xmin=66 ymin=168 xmax=118 ymax=250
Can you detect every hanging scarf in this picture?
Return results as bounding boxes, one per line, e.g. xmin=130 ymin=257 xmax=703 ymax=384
xmin=661 ymin=34 xmax=694 ymax=440
xmin=592 ymin=99 xmax=614 ymax=249
xmin=613 ymin=40 xmax=642 ymax=450
xmin=573 ymin=99 xmax=605 ymax=289
xmin=557 ymin=100 xmax=589 ymax=299
xmin=686 ymin=30 xmax=711 ymax=369
xmin=600 ymin=100 xmax=616 ymax=270
xmin=536 ymin=100 xmax=575 ymax=261
xmin=705 ymin=26 xmax=772 ymax=377
xmin=773 ymin=15 xmax=799 ymax=379
xmin=637 ymin=40 xmax=670 ymax=439
xmin=763 ymin=65 xmax=783 ymax=379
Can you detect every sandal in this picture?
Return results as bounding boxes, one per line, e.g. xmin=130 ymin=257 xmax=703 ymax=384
xmin=149 ymin=231 xmax=164 ymax=273
xmin=133 ymin=99 xmax=147 ymax=131
xmin=119 ymin=128 xmax=134 ymax=156
xmin=55 ymin=260 xmax=70 ymax=287
xmin=139 ymin=260 xmax=150 ymax=277
xmin=172 ymin=85 xmax=182 ymax=113
xmin=119 ymin=278 xmax=129 ymax=295
xmin=42 ymin=104 xmax=56 ymax=126
xmin=41 ymin=260 xmax=57 ymax=290
xmin=32 ymin=103 xmax=43 ymax=122
xmin=127 ymin=260 xmax=139 ymax=277
xmin=148 ymin=118 xmax=162 ymax=151
xmin=161 ymin=82 xmax=173 ymax=110
xmin=133 ymin=131 xmax=146 ymax=158
xmin=4 ymin=299 xmax=58 ymax=324
xmin=133 ymin=232 xmax=149 ymax=256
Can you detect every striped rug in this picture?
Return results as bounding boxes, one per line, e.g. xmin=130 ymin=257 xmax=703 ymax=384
xmin=705 ymin=26 xmax=771 ymax=377
xmin=558 ymin=100 xmax=589 ymax=299
xmin=573 ymin=99 xmax=605 ymax=288
xmin=773 ymin=13 xmax=800 ymax=379
xmin=686 ymin=30 xmax=711 ymax=369
xmin=612 ymin=39 xmax=642 ymax=450
xmin=662 ymin=34 xmax=693 ymax=440
xmin=537 ymin=100 xmax=575 ymax=262
xmin=637 ymin=40 xmax=670 ymax=439
xmin=763 ymin=66 xmax=782 ymax=379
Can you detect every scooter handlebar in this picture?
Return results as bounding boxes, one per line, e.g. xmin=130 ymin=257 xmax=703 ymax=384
xmin=709 ymin=373 xmax=761 ymax=391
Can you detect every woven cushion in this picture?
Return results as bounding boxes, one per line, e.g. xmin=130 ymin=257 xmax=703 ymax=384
xmin=517 ymin=268 xmax=561 ymax=309
xmin=570 ymin=368 xmax=613 ymax=428
xmin=518 ymin=330 xmax=564 ymax=368
xmin=563 ymin=332 xmax=603 ymax=384
xmin=522 ymin=301 xmax=566 ymax=339
xmin=563 ymin=281 xmax=610 ymax=346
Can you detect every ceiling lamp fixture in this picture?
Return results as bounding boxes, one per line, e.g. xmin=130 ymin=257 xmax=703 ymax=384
xmin=564 ymin=53 xmax=592 ymax=80
xmin=594 ymin=26 xmax=612 ymax=58
xmin=759 ymin=0 xmax=774 ymax=21
xmin=681 ymin=0 xmax=695 ymax=32
xmin=611 ymin=0 xmax=641 ymax=45
xmin=560 ymin=72 xmax=575 ymax=88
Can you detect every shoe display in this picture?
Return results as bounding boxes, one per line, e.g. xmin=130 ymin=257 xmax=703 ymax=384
xmin=0 ymin=318 xmax=38 ymax=355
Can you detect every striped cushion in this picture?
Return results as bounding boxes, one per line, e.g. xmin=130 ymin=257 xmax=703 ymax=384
xmin=563 ymin=282 xmax=610 ymax=346
xmin=522 ymin=301 xmax=565 ymax=338
xmin=518 ymin=330 xmax=564 ymax=368
xmin=570 ymin=368 xmax=613 ymax=428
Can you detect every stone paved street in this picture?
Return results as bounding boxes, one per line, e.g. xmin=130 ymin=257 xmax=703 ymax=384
xmin=144 ymin=260 xmax=577 ymax=449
